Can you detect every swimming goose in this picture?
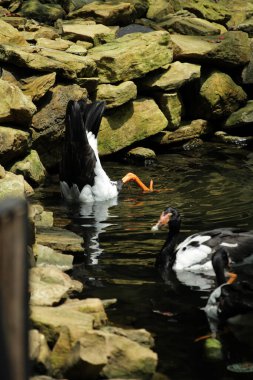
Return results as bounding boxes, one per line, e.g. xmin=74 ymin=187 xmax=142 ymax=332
xmin=152 ymin=206 xmax=253 ymax=285
xmin=204 ymin=280 xmax=253 ymax=336
xmin=60 ymin=99 xmax=152 ymax=203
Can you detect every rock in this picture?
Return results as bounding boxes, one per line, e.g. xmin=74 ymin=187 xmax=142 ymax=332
xmin=20 ymin=72 xmax=56 ymax=102
xmin=62 ymin=22 xmax=116 ymax=45
xmin=224 ymin=100 xmax=253 ymax=130
xmin=178 ymin=0 xmax=230 ymax=24
xmin=171 ymin=31 xmax=251 ymax=68
xmin=152 ymin=119 xmax=211 ymax=146
xmin=65 ymin=44 xmax=88 ymax=56
xmin=187 ymin=70 xmax=247 ymax=120
xmin=29 ymin=266 xmax=83 ymax=306
xmin=0 ymin=18 xmax=28 ymax=46
xmin=31 ymin=84 xmax=87 ymax=169
xmin=36 ymin=37 xmax=72 ymax=51
xmin=10 ymin=150 xmax=47 ymax=187
xmin=19 ymin=0 xmax=66 ymax=24
xmin=29 ymin=329 xmax=51 ymax=373
xmin=147 ymin=0 xmax=175 ymax=21
xmin=31 ymin=298 xmax=107 ymax=342
xmin=21 ymin=25 xmax=60 ymax=41
xmin=67 ymin=1 xmax=137 ymax=25
xmin=0 ymin=79 xmax=37 ymax=126
xmin=206 ymin=31 xmax=251 ymax=67
xmin=95 ymin=81 xmax=137 ymax=108
xmin=37 ymin=47 xmax=96 ymax=78
xmin=33 ymin=244 xmax=74 ymax=272
xmin=0 ymin=164 xmax=5 ymax=178
xmin=62 ymin=331 xmax=108 ymax=380
xmin=171 ymin=33 xmax=214 ymax=61
xmin=100 ymin=330 xmax=157 ymax=379
xmin=35 ymin=226 xmax=84 ymax=254
xmin=88 ymin=30 xmax=173 ymax=83
xmin=0 ymin=126 xmax=30 ymax=165
xmin=125 ymin=147 xmax=156 ymax=166
xmin=0 ymin=44 xmax=96 ymax=81
xmin=98 ymin=98 xmax=168 ymax=155
xmin=0 ymin=171 xmax=34 ymax=200
xmin=159 ymin=14 xmax=226 ymax=36
xmin=183 ymin=138 xmax=204 ymax=150
xmin=242 ymin=52 xmax=253 ymax=84
xmin=155 ymin=92 xmax=183 ymax=130
xmin=213 ymin=131 xmax=253 ymax=146
xmin=101 ymin=325 xmax=155 ymax=348
xmin=29 ymin=204 xmax=54 ymax=228
xmin=141 ymin=61 xmax=201 ymax=91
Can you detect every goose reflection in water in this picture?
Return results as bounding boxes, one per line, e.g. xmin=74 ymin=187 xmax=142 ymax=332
xmin=67 ymin=198 xmax=118 ymax=266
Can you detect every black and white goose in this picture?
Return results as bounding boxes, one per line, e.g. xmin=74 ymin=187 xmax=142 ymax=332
xmin=204 ymin=280 xmax=253 ymax=336
xmin=60 ymin=99 xmax=152 ymax=203
xmin=152 ymin=207 xmax=253 ymax=286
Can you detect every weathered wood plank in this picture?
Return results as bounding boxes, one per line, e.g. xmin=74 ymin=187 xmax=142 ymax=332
xmin=0 ymin=198 xmax=29 ymax=380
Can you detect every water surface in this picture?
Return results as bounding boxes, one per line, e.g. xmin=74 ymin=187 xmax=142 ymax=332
xmin=35 ymin=143 xmax=253 ymax=380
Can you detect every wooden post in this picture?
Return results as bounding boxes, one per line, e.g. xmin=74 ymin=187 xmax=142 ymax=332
xmin=0 ymin=198 xmax=29 ymax=380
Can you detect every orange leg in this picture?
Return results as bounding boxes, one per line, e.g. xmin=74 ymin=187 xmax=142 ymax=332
xmin=226 ymin=272 xmax=237 ymax=284
xmin=122 ymin=172 xmax=153 ymax=192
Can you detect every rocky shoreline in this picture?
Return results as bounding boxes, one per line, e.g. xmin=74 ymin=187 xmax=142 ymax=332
xmin=1 ymin=1 xmax=253 ymax=379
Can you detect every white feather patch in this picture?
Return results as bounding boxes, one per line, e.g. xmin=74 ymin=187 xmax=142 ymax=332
xmin=220 ymin=242 xmax=238 ymax=248
xmin=174 ymin=235 xmax=212 ymax=270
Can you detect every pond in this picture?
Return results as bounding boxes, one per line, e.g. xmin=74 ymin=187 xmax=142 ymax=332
xmin=36 ymin=142 xmax=253 ymax=380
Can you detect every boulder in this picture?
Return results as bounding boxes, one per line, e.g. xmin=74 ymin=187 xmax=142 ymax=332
xmin=155 ymin=92 xmax=184 ymax=130
xmin=29 ymin=266 xmax=83 ymax=306
xmin=171 ymin=31 xmax=251 ymax=68
xmin=125 ymin=147 xmax=156 ymax=166
xmin=187 ymin=70 xmax=247 ymax=120
xmin=67 ymin=1 xmax=137 ymax=25
xmin=31 ymin=298 xmax=107 ymax=342
xmin=95 ymin=81 xmax=137 ymax=108
xmin=147 ymin=0 xmax=175 ymax=21
xmin=0 ymin=171 xmax=34 ymax=200
xmin=224 ymin=100 xmax=253 ymax=130
xmin=0 ymin=18 xmax=28 ymax=46
xmin=0 ymin=126 xmax=30 ymax=165
xmin=61 ymin=21 xmax=116 ymax=45
xmin=141 ymin=61 xmax=201 ymax=91
xmin=159 ymin=14 xmax=226 ymax=36
xmin=10 ymin=150 xmax=47 ymax=187
xmin=213 ymin=131 xmax=253 ymax=146
xmin=20 ymin=72 xmax=56 ymax=102
xmin=98 ymin=98 xmax=168 ymax=155
xmin=0 ymin=79 xmax=37 ymax=126
xmin=35 ymin=226 xmax=84 ymax=254
xmin=0 ymin=44 xmax=96 ymax=80
xmin=29 ymin=329 xmax=51 ymax=374
xmin=33 ymin=244 xmax=74 ymax=272
xmin=178 ymin=0 xmax=230 ymax=24
xmin=36 ymin=37 xmax=72 ymax=51
xmin=29 ymin=204 xmax=54 ymax=228
xmin=19 ymin=0 xmax=66 ymax=24
xmin=101 ymin=330 xmax=157 ymax=379
xmin=152 ymin=119 xmax=211 ymax=146
xmin=88 ymin=30 xmax=173 ymax=83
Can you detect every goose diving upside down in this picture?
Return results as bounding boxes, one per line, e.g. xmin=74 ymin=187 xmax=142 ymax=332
xmin=152 ymin=206 xmax=253 ymax=286
xmin=60 ymin=99 xmax=153 ymax=203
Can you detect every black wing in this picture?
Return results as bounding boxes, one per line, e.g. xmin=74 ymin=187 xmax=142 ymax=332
xmin=60 ymin=99 xmax=105 ymax=190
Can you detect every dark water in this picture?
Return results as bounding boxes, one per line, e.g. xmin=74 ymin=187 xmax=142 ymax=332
xmin=35 ymin=143 xmax=253 ymax=380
